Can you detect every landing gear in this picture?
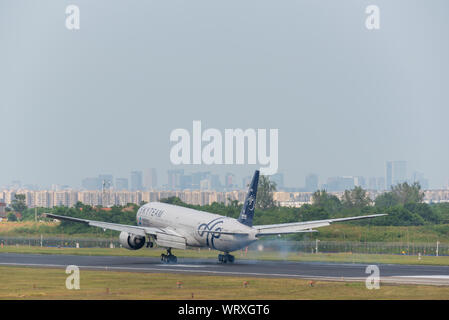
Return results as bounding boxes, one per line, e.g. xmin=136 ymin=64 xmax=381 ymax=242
xmin=161 ymin=248 xmax=177 ymax=264
xmin=218 ymin=253 xmax=235 ymax=264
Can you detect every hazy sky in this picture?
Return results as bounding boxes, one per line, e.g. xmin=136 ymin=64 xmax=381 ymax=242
xmin=1 ymin=0 xmax=448 ymax=188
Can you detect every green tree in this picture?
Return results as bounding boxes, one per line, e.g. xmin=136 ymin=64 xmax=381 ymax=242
xmin=312 ymin=190 xmax=342 ymax=214
xmin=375 ymin=192 xmax=399 ymax=208
xmin=7 ymin=212 xmax=17 ymax=222
xmin=391 ymin=182 xmax=424 ymax=205
xmin=342 ymin=186 xmax=372 ymax=209
xmin=405 ymin=203 xmax=440 ymax=224
xmin=11 ymin=194 xmax=27 ymax=213
xmin=256 ymin=175 xmax=277 ymax=210
xmin=375 ymin=182 xmax=424 ymax=208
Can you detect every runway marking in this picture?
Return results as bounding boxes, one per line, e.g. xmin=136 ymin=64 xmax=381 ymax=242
xmin=155 ymin=264 xmax=207 ymax=268
xmin=2 ymin=262 xmax=449 ymax=286
xmin=0 ymin=262 xmax=357 ymax=279
xmin=397 ymin=275 xmax=449 ymax=279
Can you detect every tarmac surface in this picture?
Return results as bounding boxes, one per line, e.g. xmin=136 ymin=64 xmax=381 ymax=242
xmin=1 ymin=252 xmax=449 ymax=286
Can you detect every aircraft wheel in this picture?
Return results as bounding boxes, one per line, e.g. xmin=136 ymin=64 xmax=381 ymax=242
xmin=167 ymin=255 xmax=177 ymax=264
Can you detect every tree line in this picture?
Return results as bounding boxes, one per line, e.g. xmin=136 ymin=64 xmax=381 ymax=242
xmin=7 ymin=177 xmax=449 ymax=236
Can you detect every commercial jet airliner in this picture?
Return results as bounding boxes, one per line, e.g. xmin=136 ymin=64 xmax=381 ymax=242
xmin=45 ymin=171 xmax=386 ymax=264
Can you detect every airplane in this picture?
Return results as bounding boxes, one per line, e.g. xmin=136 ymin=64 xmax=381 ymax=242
xmin=44 ymin=170 xmax=386 ymax=264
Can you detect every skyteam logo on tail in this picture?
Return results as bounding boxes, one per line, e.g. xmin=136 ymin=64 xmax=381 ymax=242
xmin=238 ymin=170 xmax=259 ymax=227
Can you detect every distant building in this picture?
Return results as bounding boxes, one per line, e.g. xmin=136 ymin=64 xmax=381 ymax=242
xmin=368 ymin=177 xmax=377 ymax=190
xmin=242 ymin=176 xmax=252 ymax=189
xmin=326 ymin=176 xmax=355 ymax=192
xmin=225 ymin=173 xmax=235 ymax=189
xmin=11 ymin=180 xmax=21 ymax=189
xmin=305 ymin=174 xmax=318 ymax=192
xmin=200 ymin=179 xmax=211 ymax=190
xmin=412 ymin=171 xmax=429 ymax=190
xmin=130 ymin=171 xmax=143 ymax=191
xmin=143 ymin=168 xmax=158 ymax=189
xmin=81 ymin=177 xmax=102 ymax=190
xmin=191 ymin=171 xmax=210 ymax=189
xmin=353 ymin=176 xmax=366 ymax=188
xmin=0 ymin=202 xmax=6 ymax=219
xmin=99 ymin=174 xmax=114 ymax=190
xmin=167 ymin=169 xmax=184 ymax=189
xmin=270 ymin=173 xmax=284 ymax=190
xmin=115 ymin=178 xmax=129 ymax=190
xmin=180 ymin=174 xmax=193 ymax=189
xmin=386 ymin=161 xmax=407 ymax=189
xmin=377 ymin=177 xmax=386 ymax=191
xmin=210 ymin=174 xmax=222 ymax=190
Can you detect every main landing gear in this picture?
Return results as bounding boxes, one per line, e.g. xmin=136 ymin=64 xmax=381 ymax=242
xmin=218 ymin=253 xmax=235 ymax=264
xmin=161 ymin=248 xmax=177 ymax=264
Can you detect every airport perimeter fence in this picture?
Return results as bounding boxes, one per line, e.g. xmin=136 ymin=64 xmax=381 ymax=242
xmin=0 ymin=236 xmax=121 ymax=249
xmin=0 ymin=236 xmax=447 ymax=256
xmin=248 ymin=240 xmax=448 ymax=256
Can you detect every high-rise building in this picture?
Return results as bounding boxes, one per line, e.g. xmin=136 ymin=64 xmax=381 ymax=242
xmin=353 ymin=176 xmax=366 ymax=188
xmin=377 ymin=177 xmax=385 ymax=190
xmin=242 ymin=176 xmax=252 ymax=189
xmin=386 ymin=161 xmax=407 ymax=189
xmin=143 ymin=168 xmax=158 ymax=189
xmin=130 ymin=171 xmax=143 ymax=191
xmin=225 ymin=173 xmax=235 ymax=189
xmin=180 ymin=174 xmax=193 ymax=189
xmin=167 ymin=169 xmax=184 ymax=189
xmin=305 ymin=174 xmax=318 ymax=192
xmin=412 ymin=171 xmax=429 ymax=190
xmin=0 ymin=202 xmax=6 ymax=219
xmin=99 ymin=174 xmax=114 ymax=190
xmin=326 ymin=176 xmax=355 ymax=192
xmin=11 ymin=180 xmax=21 ymax=189
xmin=115 ymin=178 xmax=129 ymax=190
xmin=368 ymin=177 xmax=377 ymax=190
xmin=200 ymin=179 xmax=211 ymax=190
xmin=271 ymin=173 xmax=284 ymax=190
xmin=210 ymin=174 xmax=221 ymax=190
xmin=81 ymin=177 xmax=102 ymax=190
xmin=191 ymin=171 xmax=210 ymax=189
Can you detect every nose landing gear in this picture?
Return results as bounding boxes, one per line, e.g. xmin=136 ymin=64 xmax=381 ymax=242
xmin=218 ymin=253 xmax=235 ymax=264
xmin=161 ymin=248 xmax=177 ymax=264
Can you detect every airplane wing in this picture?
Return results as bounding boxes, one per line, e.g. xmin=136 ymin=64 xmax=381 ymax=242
xmin=254 ymin=213 xmax=387 ymax=236
xmin=43 ymin=213 xmax=166 ymax=237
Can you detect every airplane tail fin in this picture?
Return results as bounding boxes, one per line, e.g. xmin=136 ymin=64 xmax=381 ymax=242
xmin=238 ymin=170 xmax=259 ymax=227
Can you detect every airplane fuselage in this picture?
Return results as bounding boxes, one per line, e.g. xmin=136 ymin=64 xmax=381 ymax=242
xmin=136 ymin=202 xmax=258 ymax=253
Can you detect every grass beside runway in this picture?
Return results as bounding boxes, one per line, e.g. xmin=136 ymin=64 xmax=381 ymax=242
xmin=1 ymin=245 xmax=449 ymax=266
xmin=1 ymin=266 xmax=449 ymax=299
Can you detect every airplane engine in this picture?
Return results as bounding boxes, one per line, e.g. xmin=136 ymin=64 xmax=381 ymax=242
xmin=119 ymin=231 xmax=145 ymax=250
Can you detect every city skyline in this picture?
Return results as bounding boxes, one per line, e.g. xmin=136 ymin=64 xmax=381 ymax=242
xmin=0 ymin=160 xmax=440 ymax=192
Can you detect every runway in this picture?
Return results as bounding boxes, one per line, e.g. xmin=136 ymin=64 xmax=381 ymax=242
xmin=1 ymin=253 xmax=449 ymax=286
